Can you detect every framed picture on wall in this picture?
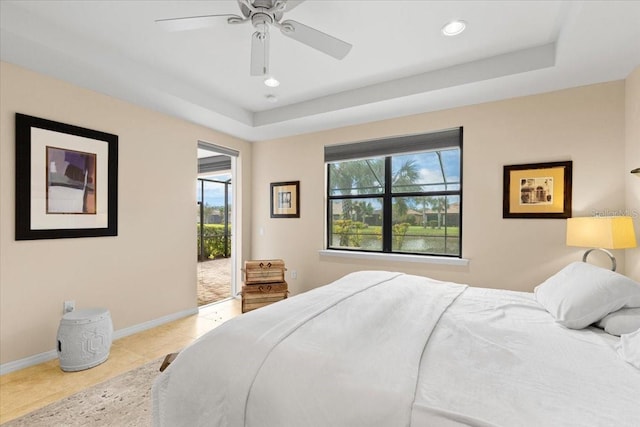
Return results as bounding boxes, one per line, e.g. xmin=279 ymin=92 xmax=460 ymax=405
xmin=503 ymin=161 xmax=572 ymax=219
xmin=270 ymin=181 xmax=300 ymax=218
xmin=15 ymin=113 xmax=119 ymax=240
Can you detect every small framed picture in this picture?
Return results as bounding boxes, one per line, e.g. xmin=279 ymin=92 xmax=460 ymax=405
xmin=15 ymin=113 xmax=118 ymax=239
xmin=503 ymin=161 xmax=572 ymax=219
xmin=270 ymin=181 xmax=299 ymax=218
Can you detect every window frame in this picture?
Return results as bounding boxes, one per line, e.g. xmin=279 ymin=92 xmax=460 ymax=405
xmin=325 ymin=128 xmax=463 ymax=258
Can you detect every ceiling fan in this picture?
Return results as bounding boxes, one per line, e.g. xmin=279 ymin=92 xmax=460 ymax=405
xmin=156 ymin=0 xmax=352 ymax=76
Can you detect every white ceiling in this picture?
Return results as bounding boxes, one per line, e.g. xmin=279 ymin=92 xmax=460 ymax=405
xmin=1 ymin=1 xmax=639 ymax=142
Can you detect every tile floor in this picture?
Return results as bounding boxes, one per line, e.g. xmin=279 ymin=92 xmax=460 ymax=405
xmin=0 ymin=298 xmax=242 ymax=424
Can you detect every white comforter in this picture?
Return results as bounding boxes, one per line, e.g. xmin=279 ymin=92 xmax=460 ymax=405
xmin=152 ymin=271 xmax=640 ymax=427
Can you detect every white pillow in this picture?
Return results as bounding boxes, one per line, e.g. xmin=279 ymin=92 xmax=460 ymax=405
xmin=597 ymin=308 xmax=640 ymax=336
xmin=617 ymin=329 xmax=640 ymax=370
xmin=534 ymin=262 xmax=640 ymax=329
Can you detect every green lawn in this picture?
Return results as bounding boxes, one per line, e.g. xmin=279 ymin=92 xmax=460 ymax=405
xmin=336 ymin=225 xmax=459 ymax=237
xmin=402 ymin=225 xmax=459 ymax=237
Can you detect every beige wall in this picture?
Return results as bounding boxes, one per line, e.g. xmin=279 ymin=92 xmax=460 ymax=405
xmin=0 ymin=62 xmax=253 ymax=365
xmin=252 ymin=80 xmax=632 ymax=295
xmin=1 ymin=60 xmax=637 ymax=367
xmin=626 ymin=66 xmax=640 ymax=279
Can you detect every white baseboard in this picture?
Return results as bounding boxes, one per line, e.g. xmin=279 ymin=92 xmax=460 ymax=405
xmin=0 ymin=349 xmax=59 ymax=376
xmin=0 ymin=307 xmax=199 ymax=376
xmin=111 ymin=307 xmax=198 ymax=340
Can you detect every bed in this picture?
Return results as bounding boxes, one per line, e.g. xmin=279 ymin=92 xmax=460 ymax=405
xmin=152 ymin=263 xmax=640 ymax=426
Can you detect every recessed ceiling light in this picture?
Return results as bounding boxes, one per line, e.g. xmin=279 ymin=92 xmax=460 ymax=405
xmin=442 ymin=20 xmax=466 ymax=36
xmin=264 ymin=77 xmax=280 ymax=87
xmin=266 ymin=94 xmax=278 ymax=103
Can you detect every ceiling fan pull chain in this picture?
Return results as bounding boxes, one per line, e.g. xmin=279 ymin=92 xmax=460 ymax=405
xmin=263 ymin=26 xmax=269 ymax=75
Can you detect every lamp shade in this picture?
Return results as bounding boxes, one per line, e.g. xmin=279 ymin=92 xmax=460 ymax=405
xmin=566 ymin=216 xmax=637 ymax=249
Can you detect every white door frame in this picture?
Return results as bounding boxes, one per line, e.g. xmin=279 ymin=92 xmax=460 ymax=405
xmin=197 ymin=141 xmax=239 ymax=300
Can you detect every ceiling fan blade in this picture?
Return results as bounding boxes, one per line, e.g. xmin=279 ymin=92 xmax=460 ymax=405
xmin=250 ymin=31 xmax=270 ymax=76
xmin=279 ymin=20 xmax=352 ymax=60
xmin=283 ymin=0 xmax=306 ymax=12
xmin=155 ymin=14 xmax=241 ymax=32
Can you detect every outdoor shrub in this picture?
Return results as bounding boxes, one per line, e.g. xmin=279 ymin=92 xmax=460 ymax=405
xmin=393 ymin=223 xmax=410 ymax=248
xmin=197 ymin=224 xmax=231 ymax=259
xmin=333 ymin=219 xmax=366 ymax=247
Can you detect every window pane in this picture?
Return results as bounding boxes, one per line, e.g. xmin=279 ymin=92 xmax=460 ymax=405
xmin=440 ymin=149 xmax=461 ymax=191
xmin=391 ymin=149 xmax=460 ymax=193
xmin=391 ymin=196 xmax=460 ymax=255
xmin=326 ymin=129 xmax=462 ymax=259
xmin=328 ymin=158 xmax=385 ymax=196
xmin=328 ymin=198 xmax=382 ymax=251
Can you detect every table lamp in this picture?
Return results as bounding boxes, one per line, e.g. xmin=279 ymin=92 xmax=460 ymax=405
xmin=566 ymin=216 xmax=637 ymax=271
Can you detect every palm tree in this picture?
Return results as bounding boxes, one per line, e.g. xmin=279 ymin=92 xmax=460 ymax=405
xmin=391 ymin=159 xmax=420 ymax=220
xmin=430 ymin=197 xmax=449 ymax=228
xmin=392 ymin=158 xmax=420 ymax=189
xmin=351 ymin=200 xmax=374 ymax=223
xmin=361 ymin=201 xmax=374 ymax=225
xmin=352 ymin=202 xmax=363 ymax=222
xmin=330 ymin=157 xmax=421 ymax=228
xmin=329 ymin=159 xmax=384 ymax=219
xmin=418 ymin=197 xmax=429 ymax=228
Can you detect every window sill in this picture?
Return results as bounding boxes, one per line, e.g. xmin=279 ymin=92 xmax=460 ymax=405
xmin=318 ymin=250 xmax=469 ymax=266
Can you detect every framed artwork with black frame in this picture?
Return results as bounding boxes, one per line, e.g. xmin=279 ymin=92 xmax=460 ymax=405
xmin=503 ymin=161 xmax=572 ymax=219
xmin=270 ymin=181 xmax=300 ymax=218
xmin=15 ymin=113 xmax=118 ymax=240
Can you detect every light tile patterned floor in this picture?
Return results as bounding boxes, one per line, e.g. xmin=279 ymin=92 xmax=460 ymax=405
xmin=0 ymin=298 xmax=241 ymax=424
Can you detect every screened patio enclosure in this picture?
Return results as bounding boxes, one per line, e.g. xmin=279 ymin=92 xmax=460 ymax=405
xmin=197 ymin=176 xmax=231 ymax=262
xmin=196 ymin=148 xmax=233 ymax=306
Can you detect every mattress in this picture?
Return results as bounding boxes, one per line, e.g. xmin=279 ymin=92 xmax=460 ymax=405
xmin=152 ymin=270 xmax=640 ymax=426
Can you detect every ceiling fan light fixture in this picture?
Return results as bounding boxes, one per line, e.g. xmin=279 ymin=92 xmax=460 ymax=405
xmin=442 ymin=20 xmax=466 ymax=36
xmin=157 ymin=0 xmax=353 ymax=75
xmin=264 ymin=76 xmax=280 ymax=87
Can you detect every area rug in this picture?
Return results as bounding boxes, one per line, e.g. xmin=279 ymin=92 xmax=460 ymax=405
xmin=1 ymin=357 xmax=163 ymax=427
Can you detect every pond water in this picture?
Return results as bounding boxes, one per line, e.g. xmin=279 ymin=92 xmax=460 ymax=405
xmin=332 ymin=235 xmax=459 ymax=255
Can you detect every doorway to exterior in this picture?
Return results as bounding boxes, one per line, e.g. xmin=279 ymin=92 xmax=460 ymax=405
xmin=197 ymin=176 xmax=231 ymax=305
xmin=197 ymin=142 xmax=238 ymax=307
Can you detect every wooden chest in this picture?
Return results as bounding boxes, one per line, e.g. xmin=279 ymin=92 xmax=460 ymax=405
xmin=241 ymin=283 xmax=288 ymax=313
xmin=243 ymin=259 xmax=286 ymax=284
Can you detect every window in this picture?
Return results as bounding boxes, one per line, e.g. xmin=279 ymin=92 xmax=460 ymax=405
xmin=325 ymin=128 xmax=462 ymax=257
